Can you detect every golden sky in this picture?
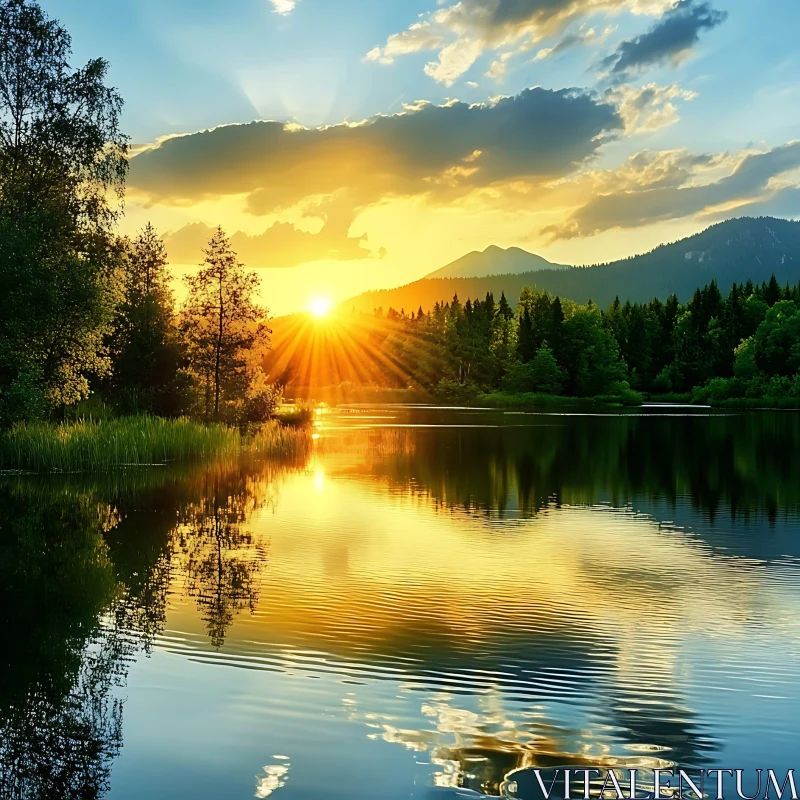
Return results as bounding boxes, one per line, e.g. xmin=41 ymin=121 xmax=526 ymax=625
xmin=47 ymin=0 xmax=798 ymax=314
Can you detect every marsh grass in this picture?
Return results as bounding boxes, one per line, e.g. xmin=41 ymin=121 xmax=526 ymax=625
xmin=0 ymin=417 xmax=308 ymax=474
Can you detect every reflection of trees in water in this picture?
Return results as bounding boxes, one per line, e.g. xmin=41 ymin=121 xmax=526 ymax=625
xmin=173 ymin=466 xmax=273 ymax=648
xmin=0 ymin=487 xmax=129 ymax=799
xmin=0 ymin=642 xmax=124 ymax=800
xmin=365 ymin=413 xmax=800 ymax=522
xmin=0 ymin=458 xmax=292 ymax=798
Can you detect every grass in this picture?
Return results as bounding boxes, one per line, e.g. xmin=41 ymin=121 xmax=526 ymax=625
xmin=0 ymin=416 xmax=309 ymax=474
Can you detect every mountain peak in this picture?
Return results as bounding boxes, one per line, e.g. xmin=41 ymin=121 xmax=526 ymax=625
xmin=425 ymin=245 xmax=567 ymax=280
xmin=346 ymin=216 xmax=800 ymax=316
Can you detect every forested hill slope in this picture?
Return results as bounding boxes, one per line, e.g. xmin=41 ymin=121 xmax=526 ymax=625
xmin=348 ymin=217 xmax=800 ymax=313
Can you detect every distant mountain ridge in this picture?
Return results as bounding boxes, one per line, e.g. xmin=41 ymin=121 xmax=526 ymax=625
xmin=347 ymin=217 xmax=800 ymax=314
xmin=425 ymin=245 xmax=567 ymax=279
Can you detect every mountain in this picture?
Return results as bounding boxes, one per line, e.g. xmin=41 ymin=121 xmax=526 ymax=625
xmin=346 ymin=217 xmax=800 ymax=315
xmin=425 ymin=245 xmax=567 ymax=279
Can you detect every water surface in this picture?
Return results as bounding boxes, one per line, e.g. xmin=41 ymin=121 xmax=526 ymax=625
xmin=2 ymin=406 xmax=800 ymax=799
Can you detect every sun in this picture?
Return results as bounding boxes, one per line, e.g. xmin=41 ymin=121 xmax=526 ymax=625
xmin=309 ymin=297 xmax=333 ymax=319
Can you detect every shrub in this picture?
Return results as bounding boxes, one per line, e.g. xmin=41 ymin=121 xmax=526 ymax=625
xmin=434 ymin=379 xmax=481 ymax=404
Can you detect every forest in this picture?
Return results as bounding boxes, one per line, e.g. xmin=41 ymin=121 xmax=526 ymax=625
xmin=376 ymin=275 xmax=800 ymax=408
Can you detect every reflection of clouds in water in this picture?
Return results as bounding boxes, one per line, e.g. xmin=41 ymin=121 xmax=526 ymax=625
xmin=344 ymin=689 xmax=677 ymax=795
xmin=255 ymin=757 xmax=290 ymax=798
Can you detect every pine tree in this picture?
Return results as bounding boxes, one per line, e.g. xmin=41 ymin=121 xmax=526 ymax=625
xmin=516 ymin=306 xmax=535 ymax=362
xmin=181 ymin=227 xmax=271 ymax=421
xmin=107 ymin=223 xmax=186 ymax=415
xmin=764 ymin=274 xmax=781 ymax=306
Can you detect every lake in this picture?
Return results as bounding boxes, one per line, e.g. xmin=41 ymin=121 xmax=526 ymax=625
xmin=2 ymin=406 xmax=800 ymax=799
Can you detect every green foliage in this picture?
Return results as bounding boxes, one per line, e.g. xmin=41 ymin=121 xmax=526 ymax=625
xmin=0 ymin=417 xmax=307 ymax=473
xmin=379 ymin=272 xmax=800 ymax=409
xmin=0 ymin=0 xmax=128 ymax=424
xmin=434 ymin=378 xmax=482 ymax=404
xmin=502 ymin=345 xmax=564 ymax=394
xmin=594 ymin=382 xmax=645 ymax=406
xmin=751 ymin=301 xmax=800 ymax=377
xmin=556 ymin=307 xmax=624 ymax=395
xmin=181 ymin=227 xmax=271 ymax=423
xmin=105 ymin=223 xmax=190 ymax=416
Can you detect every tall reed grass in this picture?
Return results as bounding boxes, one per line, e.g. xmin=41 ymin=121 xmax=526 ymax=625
xmin=0 ymin=417 xmax=308 ymax=474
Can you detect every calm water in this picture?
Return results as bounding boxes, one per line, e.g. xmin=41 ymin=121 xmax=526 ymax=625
xmin=2 ymin=406 xmax=800 ymax=800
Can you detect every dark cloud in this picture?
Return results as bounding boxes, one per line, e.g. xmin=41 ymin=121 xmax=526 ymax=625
xmin=129 ymin=88 xmax=621 ymax=217
xmin=489 ymin=0 xmax=576 ymax=28
xmin=163 ymin=216 xmax=376 ymax=268
xmin=534 ymin=26 xmax=599 ymax=61
xmin=601 ymin=0 xmax=727 ymax=80
xmin=545 ymin=141 xmax=800 ymax=238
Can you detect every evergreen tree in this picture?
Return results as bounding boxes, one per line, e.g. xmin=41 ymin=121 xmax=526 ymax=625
xmin=764 ymin=274 xmax=782 ymax=306
xmin=181 ymin=228 xmax=271 ymax=421
xmin=516 ymin=306 xmax=535 ymax=362
xmin=106 ymin=224 xmax=187 ymax=415
xmin=529 ymin=345 xmax=564 ymax=395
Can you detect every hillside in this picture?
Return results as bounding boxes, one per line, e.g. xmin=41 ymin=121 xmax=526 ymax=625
xmin=425 ymin=245 xmax=567 ymax=279
xmin=348 ymin=217 xmax=800 ymax=314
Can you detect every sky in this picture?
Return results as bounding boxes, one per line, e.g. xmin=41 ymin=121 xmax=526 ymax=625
xmin=42 ymin=0 xmax=800 ymax=314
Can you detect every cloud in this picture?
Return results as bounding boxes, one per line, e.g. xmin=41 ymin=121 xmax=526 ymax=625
xmin=485 ymin=23 xmax=611 ymax=82
xmin=163 ymin=216 xmax=376 ymax=268
xmin=425 ymin=38 xmax=485 ymax=86
xmin=486 ymin=51 xmax=515 ymax=79
xmin=607 ymin=82 xmax=696 ymax=132
xmin=534 ymin=23 xmax=613 ymax=60
xmin=366 ymin=0 xmax=675 ymax=84
xmin=268 ymin=0 xmax=297 ymax=14
xmin=600 ymin=0 xmax=727 ymax=80
xmin=129 ymin=87 xmax=622 ymax=219
xmin=367 ymin=22 xmax=445 ymax=64
xmin=544 ymin=140 xmax=800 ymax=238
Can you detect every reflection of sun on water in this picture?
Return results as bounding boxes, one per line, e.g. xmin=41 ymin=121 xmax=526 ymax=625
xmin=313 ymin=465 xmax=325 ymax=493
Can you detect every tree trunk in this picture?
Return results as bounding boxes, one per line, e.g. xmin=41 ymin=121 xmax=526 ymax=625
xmin=214 ymin=275 xmax=223 ymax=418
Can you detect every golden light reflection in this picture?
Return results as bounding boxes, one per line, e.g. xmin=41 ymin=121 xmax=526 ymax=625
xmin=166 ymin=459 xmax=800 ymax=673
xmin=152 ymin=430 xmax=800 ymax=791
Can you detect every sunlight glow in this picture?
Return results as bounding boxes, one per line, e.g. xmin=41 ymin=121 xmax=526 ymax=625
xmin=309 ymin=297 xmax=333 ymax=319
